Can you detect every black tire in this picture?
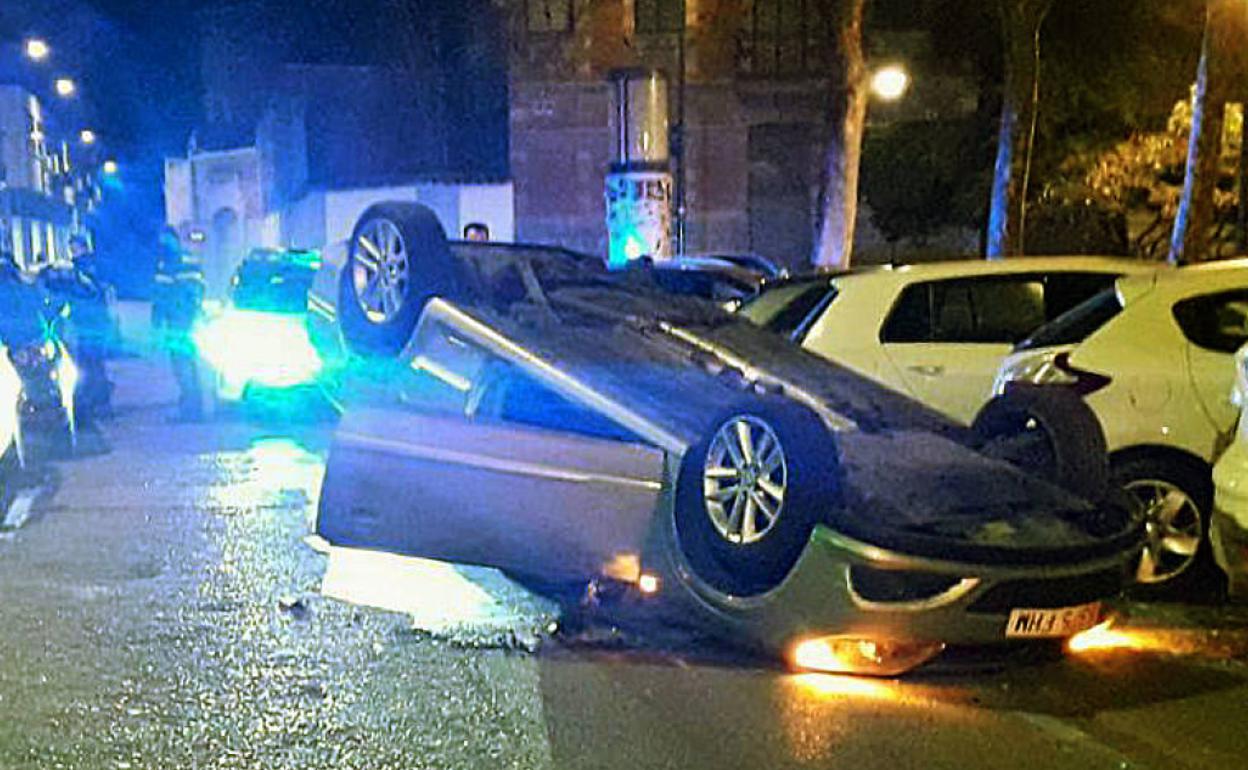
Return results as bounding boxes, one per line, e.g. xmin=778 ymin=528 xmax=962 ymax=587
xmin=1112 ymin=453 xmax=1224 ymax=602
xmin=338 ymin=202 xmax=465 ymax=356
xmin=972 ymin=385 xmax=1109 ymax=502
xmin=674 ymin=400 xmax=841 ymax=597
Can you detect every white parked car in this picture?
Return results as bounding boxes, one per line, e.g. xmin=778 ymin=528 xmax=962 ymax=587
xmin=739 ymin=257 xmax=1155 ymax=425
xmin=996 ymin=259 xmax=1248 ymax=596
xmin=1212 ymin=343 xmax=1248 ymax=600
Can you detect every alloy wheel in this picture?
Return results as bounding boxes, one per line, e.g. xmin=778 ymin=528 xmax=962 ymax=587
xmin=1124 ymin=478 xmax=1203 ymax=584
xmin=352 ymin=219 xmax=409 ymax=323
xmin=703 ymin=416 xmax=787 ymax=545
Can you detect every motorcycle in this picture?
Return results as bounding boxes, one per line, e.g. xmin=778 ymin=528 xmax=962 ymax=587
xmin=0 ymin=274 xmax=79 ymax=467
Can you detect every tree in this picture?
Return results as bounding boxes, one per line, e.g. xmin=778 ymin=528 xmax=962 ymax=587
xmin=1170 ymin=0 xmax=1248 ymax=264
xmin=985 ymin=0 xmax=1053 ymax=259
xmin=1049 ymin=94 xmax=1243 ymax=260
xmin=812 ymin=0 xmax=868 ymax=269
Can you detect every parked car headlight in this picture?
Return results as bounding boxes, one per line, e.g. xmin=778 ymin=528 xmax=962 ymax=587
xmin=195 ymin=309 xmax=322 ymax=390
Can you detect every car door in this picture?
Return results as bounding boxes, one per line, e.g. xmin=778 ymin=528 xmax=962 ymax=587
xmin=1173 ymin=290 xmax=1248 ymax=441
xmin=880 ymin=272 xmax=1118 ymax=424
xmin=317 ymin=320 xmax=667 ymax=582
xmin=880 ymin=277 xmax=1042 ymax=423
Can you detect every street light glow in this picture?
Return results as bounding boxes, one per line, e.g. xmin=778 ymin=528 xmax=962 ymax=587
xmin=80 ymin=129 xmax=97 ymax=145
xmin=24 ymin=38 xmax=50 ymax=62
xmin=870 ymin=64 xmax=910 ymax=102
xmin=54 ymin=77 xmax=76 ymax=97
xmin=102 ymin=160 xmax=118 ymax=175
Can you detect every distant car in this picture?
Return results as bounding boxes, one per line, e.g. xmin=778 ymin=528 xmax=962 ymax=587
xmin=1212 ymin=343 xmax=1248 ymax=600
xmin=313 ymin=202 xmax=1142 ymax=675
xmin=685 ymin=252 xmax=787 ymax=281
xmin=643 ymin=256 xmax=770 ymax=304
xmin=995 ymin=260 xmax=1248 ymax=596
xmin=739 ymin=258 xmax=1157 ymax=426
xmin=195 ymin=248 xmax=323 ymax=401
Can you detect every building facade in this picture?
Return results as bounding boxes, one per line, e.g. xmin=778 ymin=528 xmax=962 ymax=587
xmin=505 ymin=0 xmax=978 ymax=268
xmin=0 ymin=83 xmax=95 ymax=268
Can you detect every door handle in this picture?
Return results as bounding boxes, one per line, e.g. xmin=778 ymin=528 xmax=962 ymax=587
xmin=907 ymin=365 xmax=944 ymax=377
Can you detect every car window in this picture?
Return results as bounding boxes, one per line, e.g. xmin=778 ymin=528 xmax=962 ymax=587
xmin=1173 ymin=290 xmax=1248 ymax=354
xmin=1016 ymin=288 xmax=1124 ymax=351
xmin=882 ymin=274 xmax=1106 ymax=344
xmin=1044 ymin=272 xmax=1121 ymax=319
xmin=474 ymin=363 xmax=639 ymax=442
xmin=738 ymin=280 xmax=834 ymax=338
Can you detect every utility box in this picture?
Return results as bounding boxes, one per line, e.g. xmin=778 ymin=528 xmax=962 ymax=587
xmin=605 ymin=69 xmax=672 ymax=268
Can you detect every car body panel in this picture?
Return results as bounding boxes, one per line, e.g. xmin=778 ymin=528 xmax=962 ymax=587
xmin=998 ymin=262 xmax=1248 ymax=463
xmin=773 ymin=257 xmax=1157 ymax=426
xmin=660 ymin=524 xmax=1135 ymax=652
xmin=321 ymin=407 xmax=666 ymax=581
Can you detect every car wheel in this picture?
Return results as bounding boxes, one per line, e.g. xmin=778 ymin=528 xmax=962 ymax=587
xmin=1113 ymin=454 xmax=1223 ymax=601
xmin=674 ymin=401 xmax=840 ymax=597
xmin=338 ymin=202 xmax=465 ymax=356
xmin=972 ymin=386 xmax=1109 ymax=502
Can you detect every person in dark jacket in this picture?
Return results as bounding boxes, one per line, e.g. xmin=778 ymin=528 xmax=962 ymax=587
xmin=0 ymin=250 xmax=47 ymax=349
xmin=152 ymin=228 xmax=206 ymax=421
xmin=60 ymin=234 xmax=115 ymax=420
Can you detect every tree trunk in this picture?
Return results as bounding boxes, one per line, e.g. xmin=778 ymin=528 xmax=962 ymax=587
xmin=812 ymin=0 xmax=868 ymax=269
xmin=1171 ymin=1 xmax=1241 ymax=265
xmin=986 ymin=0 xmax=1052 ymax=259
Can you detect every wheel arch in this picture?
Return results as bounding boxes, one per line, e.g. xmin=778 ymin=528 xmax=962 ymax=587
xmin=1110 ymin=444 xmax=1212 ymax=479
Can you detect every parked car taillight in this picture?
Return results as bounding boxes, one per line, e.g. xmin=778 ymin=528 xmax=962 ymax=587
xmin=996 ymin=350 xmax=1111 ymax=397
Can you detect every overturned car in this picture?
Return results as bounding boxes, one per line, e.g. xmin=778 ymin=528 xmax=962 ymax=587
xmin=311 ymin=203 xmax=1144 ymax=675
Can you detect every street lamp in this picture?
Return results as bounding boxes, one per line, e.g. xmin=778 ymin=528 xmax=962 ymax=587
xmin=870 ymin=64 xmax=910 ymax=102
xmin=54 ymin=77 xmax=76 ymax=98
xmin=24 ymin=38 xmax=50 ymax=62
xmin=79 ymin=129 xmax=96 ymax=145
xmin=101 ymin=159 xmax=118 ymax=176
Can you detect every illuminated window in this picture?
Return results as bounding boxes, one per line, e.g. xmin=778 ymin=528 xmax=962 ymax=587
xmin=527 ymin=0 xmax=573 ymax=33
xmin=741 ymin=0 xmax=833 ymax=76
xmin=635 ymin=0 xmax=684 ymax=34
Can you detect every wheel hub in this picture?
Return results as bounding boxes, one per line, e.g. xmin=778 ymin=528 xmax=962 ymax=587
xmin=352 ymin=219 xmax=409 ymax=323
xmin=1124 ymin=478 xmax=1203 ymax=585
xmin=703 ymin=416 xmax=787 ymax=546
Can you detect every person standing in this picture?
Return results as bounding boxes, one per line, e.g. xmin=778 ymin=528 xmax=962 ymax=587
xmin=152 ymin=228 xmax=206 ymax=421
xmin=64 ymin=234 xmax=115 ymax=421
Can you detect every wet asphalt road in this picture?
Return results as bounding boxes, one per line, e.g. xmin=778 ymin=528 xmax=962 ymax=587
xmin=3 ymin=357 xmax=1248 ymax=770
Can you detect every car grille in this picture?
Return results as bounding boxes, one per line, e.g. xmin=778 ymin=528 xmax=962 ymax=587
xmin=968 ymin=567 xmax=1126 ymax=614
xmin=849 ymin=566 xmax=965 ymax=604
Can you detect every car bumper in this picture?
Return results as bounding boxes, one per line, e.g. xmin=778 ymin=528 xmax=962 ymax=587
xmin=1213 ymin=436 xmax=1248 ymax=597
xmin=660 ymin=523 xmax=1138 ymax=673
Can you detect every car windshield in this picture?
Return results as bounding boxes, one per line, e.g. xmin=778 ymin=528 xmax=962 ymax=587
xmin=1015 ymin=287 xmax=1123 ymax=351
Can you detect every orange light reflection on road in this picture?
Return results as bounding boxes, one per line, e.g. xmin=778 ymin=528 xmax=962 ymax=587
xmin=1066 ymin=621 xmax=1160 ymax=654
xmin=790 ymin=672 xmax=898 ymax=700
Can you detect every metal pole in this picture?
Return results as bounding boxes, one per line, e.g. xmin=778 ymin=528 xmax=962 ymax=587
xmin=673 ymin=1 xmax=687 ymax=256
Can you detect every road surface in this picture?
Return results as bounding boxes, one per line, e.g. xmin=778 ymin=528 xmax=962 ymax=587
xmin=1 ymin=357 xmax=1246 ymax=769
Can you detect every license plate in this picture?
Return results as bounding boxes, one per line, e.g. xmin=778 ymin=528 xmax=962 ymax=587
xmin=1005 ymin=602 xmax=1101 ymax=638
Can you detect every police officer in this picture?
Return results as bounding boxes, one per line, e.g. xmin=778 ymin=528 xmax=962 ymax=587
xmin=152 ymin=228 xmax=206 ymax=421
xmin=64 ymin=234 xmax=115 ymax=421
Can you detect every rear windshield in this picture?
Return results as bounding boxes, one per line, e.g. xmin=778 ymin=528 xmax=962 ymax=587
xmin=1015 ymin=287 xmax=1122 ymax=351
xmin=738 ymin=280 xmax=834 ymax=338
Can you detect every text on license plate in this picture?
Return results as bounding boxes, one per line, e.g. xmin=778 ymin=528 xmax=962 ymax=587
xmin=1006 ymin=602 xmax=1101 ymax=638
